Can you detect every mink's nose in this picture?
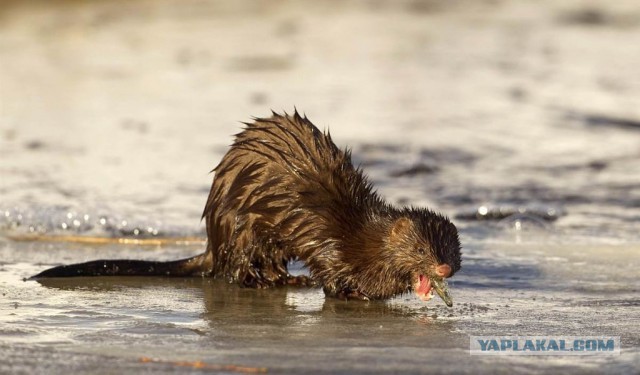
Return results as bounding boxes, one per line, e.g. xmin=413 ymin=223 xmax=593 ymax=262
xmin=435 ymin=264 xmax=452 ymax=278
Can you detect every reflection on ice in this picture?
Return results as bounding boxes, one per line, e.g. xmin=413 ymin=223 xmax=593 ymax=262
xmin=285 ymin=288 xmax=325 ymax=313
xmin=0 ymin=205 xmax=202 ymax=239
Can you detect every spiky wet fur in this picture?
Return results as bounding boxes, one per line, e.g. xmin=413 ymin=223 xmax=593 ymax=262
xmin=32 ymin=111 xmax=462 ymax=300
xmin=200 ymin=111 xmax=461 ymax=299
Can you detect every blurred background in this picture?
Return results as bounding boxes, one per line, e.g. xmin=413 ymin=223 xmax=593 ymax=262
xmin=1 ymin=1 xmax=639 ymax=373
xmin=0 ymin=0 xmax=640 ymax=244
xmin=1 ymin=0 xmax=639 ymax=239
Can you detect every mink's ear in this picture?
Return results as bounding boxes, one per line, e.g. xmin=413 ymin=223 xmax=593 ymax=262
xmin=390 ymin=217 xmax=413 ymax=240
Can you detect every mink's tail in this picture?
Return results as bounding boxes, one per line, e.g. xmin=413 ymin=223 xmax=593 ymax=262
xmin=30 ymin=252 xmax=212 ymax=279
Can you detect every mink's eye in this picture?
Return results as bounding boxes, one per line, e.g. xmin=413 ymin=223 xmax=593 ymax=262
xmin=417 ymin=247 xmax=426 ymax=255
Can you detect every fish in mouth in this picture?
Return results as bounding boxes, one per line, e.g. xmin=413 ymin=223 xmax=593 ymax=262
xmin=414 ymin=274 xmax=453 ymax=307
xmin=414 ymin=263 xmax=454 ymax=307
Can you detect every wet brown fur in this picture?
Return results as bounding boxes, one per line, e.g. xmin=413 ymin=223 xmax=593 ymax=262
xmin=32 ymin=111 xmax=462 ymax=300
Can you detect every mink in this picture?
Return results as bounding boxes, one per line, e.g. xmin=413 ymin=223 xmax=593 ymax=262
xmin=32 ymin=111 xmax=462 ymax=306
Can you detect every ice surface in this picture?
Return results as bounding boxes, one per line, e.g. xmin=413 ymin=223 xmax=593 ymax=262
xmin=0 ymin=0 xmax=639 ymax=373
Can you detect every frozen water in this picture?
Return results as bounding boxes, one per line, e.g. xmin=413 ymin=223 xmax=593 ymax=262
xmin=0 ymin=0 xmax=639 ymax=373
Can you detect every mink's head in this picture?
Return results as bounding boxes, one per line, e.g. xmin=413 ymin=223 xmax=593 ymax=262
xmin=386 ymin=208 xmax=462 ymax=307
